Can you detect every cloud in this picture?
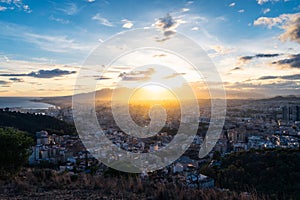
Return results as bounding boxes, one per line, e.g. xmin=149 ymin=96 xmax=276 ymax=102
xmin=9 ymin=77 xmax=23 ymax=82
xmin=182 ymin=8 xmax=190 ymax=12
xmin=229 ymin=2 xmax=235 ymax=7
xmin=254 ymin=15 xmax=286 ymax=28
xmin=118 ymin=68 xmax=155 ymax=81
xmin=239 ymin=53 xmax=280 ymax=63
xmin=96 ymin=76 xmax=111 ymax=80
xmin=280 ymin=13 xmax=300 ymax=44
xmin=210 ymin=45 xmax=233 ymax=55
xmin=164 ymin=73 xmax=186 ymax=79
xmin=239 ymin=56 xmax=255 ymax=62
xmin=24 ymin=32 xmax=91 ymax=53
xmin=274 ymin=74 xmax=300 ymax=80
xmin=272 ymin=54 xmax=300 ymax=68
xmin=231 ymin=67 xmax=242 ymax=71
xmin=257 ymin=75 xmax=278 ymax=80
xmin=0 ymin=6 xmax=7 ymax=11
xmin=0 ymin=22 xmax=94 ymax=53
xmin=263 ymin=8 xmax=271 ymax=14
xmin=87 ymin=0 xmax=95 ymax=2
xmin=258 ymin=74 xmax=300 ymax=80
xmin=57 ymin=2 xmax=78 ymax=15
xmin=0 ymin=68 xmax=76 ymax=78
xmin=49 ymin=15 xmax=70 ymax=24
xmin=254 ymin=13 xmax=300 ymax=44
xmin=122 ymin=19 xmax=133 ymax=29
xmin=0 ymin=0 xmax=31 ymax=13
xmin=92 ymin=13 xmax=114 ymax=27
xmin=154 ymin=14 xmax=184 ymax=41
xmin=0 ymin=55 xmax=9 ymax=62
xmin=257 ymin=0 xmax=279 ymax=5
xmin=0 ymin=80 xmax=9 ymax=85
xmin=226 ymin=81 xmax=300 ymax=96
xmin=238 ymin=9 xmax=245 ymax=13
xmin=153 ymin=54 xmax=167 ymax=58
xmin=186 ymin=1 xmax=193 ymax=6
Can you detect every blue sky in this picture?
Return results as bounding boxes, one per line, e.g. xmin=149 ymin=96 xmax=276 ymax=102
xmin=0 ymin=0 xmax=300 ymax=97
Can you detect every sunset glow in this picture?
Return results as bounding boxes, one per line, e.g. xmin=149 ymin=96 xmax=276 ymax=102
xmin=0 ymin=0 xmax=299 ymax=98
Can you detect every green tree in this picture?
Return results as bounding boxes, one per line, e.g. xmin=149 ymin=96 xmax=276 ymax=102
xmin=0 ymin=127 xmax=34 ymax=178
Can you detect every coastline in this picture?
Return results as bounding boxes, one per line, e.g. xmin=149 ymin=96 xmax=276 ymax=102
xmin=0 ymin=97 xmax=55 ymax=110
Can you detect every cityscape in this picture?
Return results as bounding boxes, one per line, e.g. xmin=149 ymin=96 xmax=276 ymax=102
xmin=0 ymin=96 xmax=299 ymax=199
xmin=0 ymin=0 xmax=300 ymax=199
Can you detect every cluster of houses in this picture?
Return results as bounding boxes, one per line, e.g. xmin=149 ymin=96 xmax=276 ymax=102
xmin=27 ymin=101 xmax=300 ymax=190
xmin=28 ymin=131 xmax=96 ymax=173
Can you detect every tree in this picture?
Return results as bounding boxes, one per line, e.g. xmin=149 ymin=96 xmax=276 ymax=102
xmin=212 ymin=151 xmax=221 ymax=161
xmin=0 ymin=127 xmax=34 ymax=178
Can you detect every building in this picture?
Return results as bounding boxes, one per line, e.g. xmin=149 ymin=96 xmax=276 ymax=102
xmin=186 ymin=173 xmax=214 ymax=188
xmin=281 ymin=105 xmax=300 ymax=122
xmin=36 ymin=131 xmax=49 ymax=145
xmin=29 ymin=131 xmax=71 ymax=165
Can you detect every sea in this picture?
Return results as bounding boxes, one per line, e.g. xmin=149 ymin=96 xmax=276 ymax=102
xmin=0 ymin=97 xmax=54 ymax=109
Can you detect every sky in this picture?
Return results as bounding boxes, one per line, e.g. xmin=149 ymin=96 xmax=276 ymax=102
xmin=0 ymin=0 xmax=300 ymax=98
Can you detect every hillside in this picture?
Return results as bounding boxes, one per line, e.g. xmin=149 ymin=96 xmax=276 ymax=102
xmin=0 ymin=109 xmax=76 ymax=136
xmin=201 ymin=149 xmax=300 ymax=200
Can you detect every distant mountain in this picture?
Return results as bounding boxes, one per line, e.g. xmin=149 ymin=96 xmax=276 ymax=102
xmin=37 ymin=88 xmax=116 ymax=107
xmin=38 ymin=89 xmax=300 ymax=108
xmin=257 ymin=95 xmax=300 ymax=101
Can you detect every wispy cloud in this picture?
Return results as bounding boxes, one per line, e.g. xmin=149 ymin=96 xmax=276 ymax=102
xmin=9 ymin=77 xmax=23 ymax=82
xmin=0 ymin=6 xmax=7 ymax=11
xmin=96 ymin=76 xmax=111 ymax=80
xmin=0 ymin=80 xmax=9 ymax=85
xmin=92 ymin=13 xmax=114 ymax=27
xmin=57 ymin=2 xmax=78 ymax=15
xmin=263 ymin=8 xmax=271 ymax=14
xmin=122 ymin=19 xmax=133 ymax=29
xmin=118 ymin=68 xmax=155 ymax=81
xmin=258 ymin=73 xmax=300 ymax=80
xmin=0 ymin=0 xmax=31 ymax=13
xmin=0 ymin=68 xmax=76 ymax=78
xmin=164 ymin=73 xmax=186 ymax=80
xmin=231 ymin=67 xmax=242 ymax=71
xmin=25 ymin=33 xmax=91 ymax=53
xmin=0 ymin=22 xmax=94 ymax=53
xmin=182 ymin=8 xmax=190 ymax=12
xmin=239 ymin=53 xmax=280 ymax=64
xmin=49 ymin=15 xmax=70 ymax=24
xmin=257 ymin=0 xmax=279 ymax=5
xmin=229 ymin=2 xmax=236 ymax=7
xmin=210 ymin=45 xmax=233 ymax=55
xmin=153 ymin=54 xmax=167 ymax=58
xmin=185 ymin=1 xmax=193 ymax=6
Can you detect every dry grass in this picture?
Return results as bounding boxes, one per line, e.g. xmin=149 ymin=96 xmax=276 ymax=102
xmin=0 ymin=168 xmax=270 ymax=200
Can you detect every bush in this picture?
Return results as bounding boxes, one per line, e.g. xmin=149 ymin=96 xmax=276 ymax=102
xmin=0 ymin=127 xmax=34 ymax=179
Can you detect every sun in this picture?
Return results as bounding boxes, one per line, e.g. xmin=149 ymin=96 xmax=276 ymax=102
xmin=130 ymin=84 xmax=176 ymax=101
xmin=143 ymin=85 xmax=167 ymax=94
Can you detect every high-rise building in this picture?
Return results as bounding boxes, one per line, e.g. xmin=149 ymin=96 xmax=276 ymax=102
xmin=282 ymin=106 xmax=289 ymax=121
xmin=281 ymin=105 xmax=300 ymax=122
xmin=296 ymin=106 xmax=300 ymax=121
